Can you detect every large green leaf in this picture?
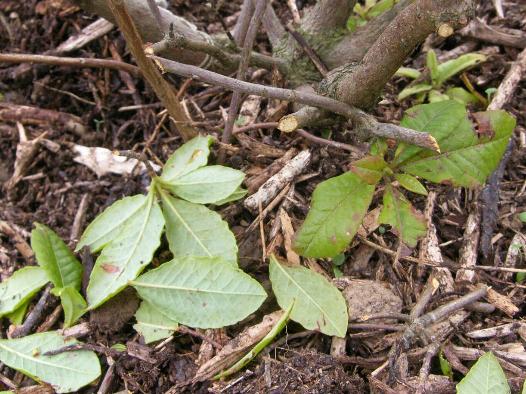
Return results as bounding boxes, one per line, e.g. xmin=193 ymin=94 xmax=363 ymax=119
xmin=0 ymin=267 xmax=49 ymax=317
xmin=379 ymin=186 xmax=426 ymax=247
xmin=163 ymin=165 xmax=245 ymax=204
xmin=0 ymin=331 xmax=101 ymax=393
xmin=269 ymin=256 xmax=348 ymax=337
xmin=52 ymin=287 xmax=87 ymax=328
xmin=400 ymin=109 xmax=515 ymax=187
xmin=31 ymin=223 xmax=82 ymax=290
xmin=394 ymin=100 xmax=473 ymax=166
xmin=86 ymin=192 xmax=164 ymax=309
xmin=134 ymin=300 xmax=178 ymax=344
xmin=436 ymin=53 xmax=486 ymax=86
xmin=294 ymin=172 xmax=376 ymax=258
xmin=160 ymin=191 xmax=237 ymax=264
xmin=456 ymin=352 xmax=510 ymax=394
xmin=161 ymin=135 xmax=213 ymax=182
xmin=132 ymin=256 xmax=267 ymax=328
xmin=76 ymin=194 xmax=147 ymax=253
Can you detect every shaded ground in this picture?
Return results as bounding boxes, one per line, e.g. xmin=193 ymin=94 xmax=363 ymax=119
xmin=0 ymin=0 xmax=525 ymax=393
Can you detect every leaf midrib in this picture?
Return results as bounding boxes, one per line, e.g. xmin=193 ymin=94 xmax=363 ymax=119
xmin=272 ymin=261 xmax=342 ymax=336
xmin=132 ymin=280 xmax=263 ymax=296
xmin=400 ymin=135 xmax=506 ymax=169
xmin=0 ymin=340 xmax=91 ymax=375
xmin=160 ymin=191 xmax=213 ymax=257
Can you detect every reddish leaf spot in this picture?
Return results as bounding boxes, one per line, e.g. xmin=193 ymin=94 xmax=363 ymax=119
xmin=330 ymin=235 xmax=338 ymax=244
xmin=101 ymin=263 xmax=120 ymax=273
xmin=473 ymin=112 xmax=494 ymax=139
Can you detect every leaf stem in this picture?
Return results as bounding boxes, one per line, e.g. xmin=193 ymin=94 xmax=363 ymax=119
xmin=214 ymin=302 xmax=293 ymax=380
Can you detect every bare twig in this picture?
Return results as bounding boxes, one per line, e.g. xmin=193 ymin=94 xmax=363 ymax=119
xmin=0 ymin=220 xmax=34 ymax=261
xmin=244 ymin=150 xmax=311 ymax=212
xmin=285 ymin=25 xmax=328 ymax=76
xmin=146 ymin=0 xmax=164 ymax=28
xmin=153 ymin=56 xmax=438 ymax=150
xmin=149 ymin=28 xmax=285 ymax=72
xmin=387 ymin=286 xmax=487 ymax=383
xmin=460 ymin=19 xmax=526 ymax=49
xmin=221 ymin=0 xmax=269 ymax=161
xmin=70 ymin=193 xmax=90 ymax=243
xmin=233 ymin=121 xmax=357 ymax=152
xmin=0 ymin=53 xmax=139 ymax=75
xmin=11 ymin=285 xmax=54 ymax=338
xmin=106 ymin=0 xmax=196 ymax=141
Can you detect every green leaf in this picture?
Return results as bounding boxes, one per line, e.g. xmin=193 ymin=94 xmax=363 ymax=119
xmin=436 ymin=53 xmax=486 ymax=86
xmin=400 ymin=108 xmax=516 ymax=187
xmin=394 ymin=100 xmax=471 ymax=166
xmin=519 ymin=212 xmax=526 ymax=223
xmin=350 ymin=155 xmax=386 ymax=184
xmin=132 ymin=256 xmax=267 ymax=328
xmin=369 ymin=138 xmax=388 ymax=156
xmin=398 ymin=83 xmax=432 ymax=100
xmin=0 ymin=267 xmax=49 ymax=317
xmin=457 ymin=352 xmax=510 ymax=394
xmin=427 ymin=50 xmax=439 ymax=86
xmin=162 ymin=165 xmax=245 ymax=204
xmin=439 ymin=350 xmax=453 ymax=379
xmin=446 ymin=87 xmax=480 ymax=105
xmin=86 ymin=192 xmax=164 ymax=309
xmin=269 ymin=255 xmax=348 ymax=337
xmin=6 ymin=300 xmax=30 ymax=325
xmin=367 ymin=0 xmax=394 ymax=17
xmin=394 ymin=173 xmax=428 ymax=195
xmin=428 ymin=89 xmax=450 ymax=103
xmin=134 ymin=300 xmax=178 ymax=344
xmin=53 ymin=287 xmax=87 ymax=328
xmin=160 ymin=191 xmax=238 ymax=265
xmin=294 ymin=172 xmax=376 ymax=258
xmin=212 ymin=187 xmax=248 ymax=205
xmin=0 ymin=331 xmax=101 ymax=393
xmin=76 ymin=194 xmax=147 ymax=253
xmin=395 ymin=67 xmax=421 ymax=80
xmin=379 ymin=186 xmax=426 ymax=247
xmin=161 ymin=135 xmax=213 ymax=182
xmin=31 ymin=223 xmax=82 ymax=290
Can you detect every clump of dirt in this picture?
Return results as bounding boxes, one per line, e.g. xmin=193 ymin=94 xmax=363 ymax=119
xmin=90 ymin=287 xmax=140 ymax=334
xmin=343 ymin=279 xmax=403 ymax=320
xmin=222 ymin=350 xmax=366 ymax=394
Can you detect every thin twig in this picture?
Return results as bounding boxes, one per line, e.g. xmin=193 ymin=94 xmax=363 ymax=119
xmin=149 ymin=28 xmax=284 ymax=73
xmin=152 ymin=56 xmax=438 ymax=150
xmin=285 ymin=25 xmax=328 ymax=76
xmin=146 ymin=0 xmax=164 ymax=28
xmin=0 ymin=53 xmax=139 ymax=75
xmin=11 ymin=285 xmax=53 ymax=338
xmin=221 ymin=0 xmax=269 ymax=160
xmin=177 ymin=326 xmax=223 ymax=349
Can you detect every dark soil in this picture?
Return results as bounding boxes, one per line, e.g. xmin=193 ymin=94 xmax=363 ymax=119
xmin=0 ymin=0 xmax=525 ymax=393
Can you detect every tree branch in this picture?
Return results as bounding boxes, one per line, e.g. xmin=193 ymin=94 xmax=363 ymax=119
xmin=0 ymin=53 xmax=140 ymax=75
xmin=152 ymin=56 xmax=438 ymax=150
xmin=301 ymin=0 xmax=356 ymax=35
xmin=106 ymin=0 xmax=196 ymax=141
xmin=148 ymin=28 xmax=286 ymax=74
xmin=320 ymin=0 xmax=475 ymax=109
xmin=221 ymin=0 xmax=269 ymax=151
